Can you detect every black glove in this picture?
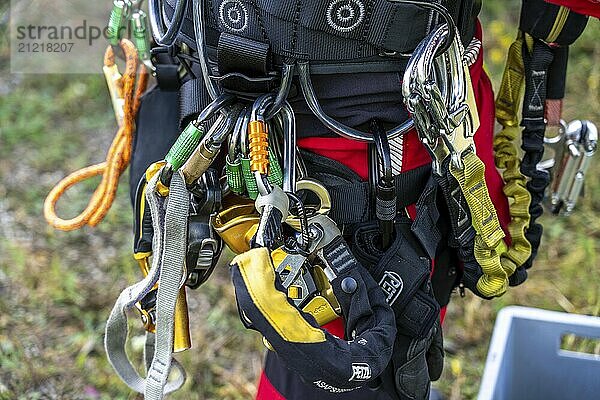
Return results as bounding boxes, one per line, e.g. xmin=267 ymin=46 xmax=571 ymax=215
xmin=229 ymin=237 xmax=398 ymax=393
xmin=353 ymin=222 xmax=444 ymax=400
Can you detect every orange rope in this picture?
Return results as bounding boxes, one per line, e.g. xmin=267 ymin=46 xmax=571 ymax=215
xmin=44 ymin=39 xmax=149 ymax=231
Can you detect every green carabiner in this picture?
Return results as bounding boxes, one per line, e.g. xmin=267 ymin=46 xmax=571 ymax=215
xmin=107 ymin=0 xmax=128 ymax=46
xmin=130 ymin=10 xmax=152 ymax=64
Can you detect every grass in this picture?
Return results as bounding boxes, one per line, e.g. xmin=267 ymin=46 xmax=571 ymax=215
xmin=0 ymin=1 xmax=599 ymax=399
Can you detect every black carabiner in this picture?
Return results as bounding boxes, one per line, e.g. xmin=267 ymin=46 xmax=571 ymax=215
xmin=370 ymin=119 xmax=396 ymax=250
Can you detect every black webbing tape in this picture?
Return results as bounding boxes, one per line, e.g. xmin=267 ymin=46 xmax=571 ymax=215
xmin=178 ymin=77 xmax=212 ymax=129
xmin=516 ymin=39 xmax=554 ymax=284
xmin=547 ymin=45 xmax=568 ymax=101
xmin=433 ymin=160 xmax=474 ymax=249
xmin=153 ymin=53 xmax=181 ymax=92
xmin=217 ymin=33 xmax=270 ymax=76
xmin=410 ymin=177 xmax=441 ymax=259
xmin=326 ymin=167 xmax=430 ymax=225
xmin=431 ymin=159 xmax=492 ymax=299
xmin=519 ymin=0 xmax=588 ymax=46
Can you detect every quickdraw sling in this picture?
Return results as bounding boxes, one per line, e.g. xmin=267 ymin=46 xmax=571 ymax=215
xmin=495 ymin=0 xmax=589 ymax=285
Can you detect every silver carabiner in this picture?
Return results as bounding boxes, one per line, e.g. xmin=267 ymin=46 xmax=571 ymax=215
xmin=279 ymin=103 xmax=297 ymax=193
xmin=550 ymin=120 xmax=598 ymax=215
xmin=192 ymin=0 xmax=221 ymax=100
xmin=540 ymin=120 xmax=568 ymax=171
xmin=402 ymin=22 xmax=478 ymax=172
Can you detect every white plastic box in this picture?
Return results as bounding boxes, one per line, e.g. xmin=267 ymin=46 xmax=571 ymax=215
xmin=478 ymin=306 xmax=600 ymax=400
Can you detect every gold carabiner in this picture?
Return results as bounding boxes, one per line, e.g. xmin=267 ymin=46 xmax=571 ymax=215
xmin=285 ymin=179 xmax=332 ymax=231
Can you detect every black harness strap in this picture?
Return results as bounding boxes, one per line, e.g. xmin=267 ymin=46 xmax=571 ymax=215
xmin=410 ymin=178 xmax=441 ymax=260
xmin=515 ymin=39 xmax=554 ymax=284
xmin=152 ymin=53 xmax=182 ymax=91
xmin=217 ymin=33 xmax=271 ymax=76
xmin=427 ymin=159 xmax=491 ymax=298
xmin=301 ymin=150 xmax=431 ymax=225
xmin=165 ymin=0 xmax=478 ymax=74
xmin=178 ymin=77 xmax=212 ymax=129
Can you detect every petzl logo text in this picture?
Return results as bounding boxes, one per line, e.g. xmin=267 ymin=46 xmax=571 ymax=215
xmin=379 ymin=271 xmax=403 ymax=305
xmin=349 ymin=363 xmax=371 ymax=382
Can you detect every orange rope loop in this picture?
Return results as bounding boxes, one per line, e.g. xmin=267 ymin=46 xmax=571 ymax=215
xmin=44 ymin=39 xmax=149 ymax=231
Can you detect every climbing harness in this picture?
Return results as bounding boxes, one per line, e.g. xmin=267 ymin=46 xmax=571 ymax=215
xmin=43 ymin=0 xmax=597 ymax=398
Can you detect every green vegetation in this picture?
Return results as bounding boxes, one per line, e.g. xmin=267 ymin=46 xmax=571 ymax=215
xmin=0 ymin=1 xmax=598 ymax=399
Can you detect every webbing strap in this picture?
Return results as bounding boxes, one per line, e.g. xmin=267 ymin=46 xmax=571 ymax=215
xmin=430 ymin=161 xmax=488 ymax=297
xmin=217 ymin=33 xmax=270 ymax=76
xmin=179 ymin=77 xmax=212 ymax=129
xmin=494 ymin=34 xmax=534 ymax=281
xmin=519 ymin=37 xmax=555 ymax=274
xmin=145 ymin=332 xmax=156 ymax=372
xmin=301 ymin=150 xmax=430 ymax=225
xmin=165 ymin=0 xmax=478 ymax=73
xmin=450 ymin=152 xmax=510 ymax=298
xmin=104 ymin=171 xmax=189 ymax=398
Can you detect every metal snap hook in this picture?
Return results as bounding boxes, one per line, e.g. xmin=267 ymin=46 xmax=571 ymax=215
xmin=285 ymin=179 xmax=332 ymax=231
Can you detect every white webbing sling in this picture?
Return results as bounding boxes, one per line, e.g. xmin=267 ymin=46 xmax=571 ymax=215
xmin=104 ymin=170 xmax=189 ymax=399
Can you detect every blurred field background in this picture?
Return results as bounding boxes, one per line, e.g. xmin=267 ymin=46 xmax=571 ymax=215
xmin=0 ymin=1 xmax=599 ymax=399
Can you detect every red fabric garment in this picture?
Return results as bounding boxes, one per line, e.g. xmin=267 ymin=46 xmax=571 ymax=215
xmin=256 ymin=372 xmax=286 ymax=400
xmin=256 ymin=21 xmax=509 ymax=400
xmin=546 ymin=0 xmax=600 ymax=18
